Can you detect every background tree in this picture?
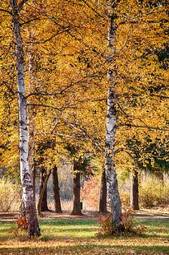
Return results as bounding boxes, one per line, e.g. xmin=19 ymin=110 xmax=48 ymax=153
xmin=53 ymin=165 xmax=62 ymax=213
xmin=99 ymin=168 xmax=107 ymax=213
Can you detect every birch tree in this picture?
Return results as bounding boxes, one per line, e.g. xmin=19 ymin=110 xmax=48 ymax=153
xmin=10 ymin=0 xmax=40 ymax=237
xmin=105 ymin=0 xmax=123 ymax=231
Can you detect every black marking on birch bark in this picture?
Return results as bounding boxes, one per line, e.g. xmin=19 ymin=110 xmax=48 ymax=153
xmin=19 ymin=120 xmax=25 ymax=125
xmin=20 ymin=148 xmax=26 ymax=153
xmin=23 ymin=172 xmax=31 ymax=179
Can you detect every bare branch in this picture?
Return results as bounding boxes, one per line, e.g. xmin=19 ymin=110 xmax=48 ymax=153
xmin=26 ymin=27 xmax=70 ymax=45
xmin=21 ymin=17 xmax=41 ymax=26
xmin=119 ymin=123 xmax=169 ymax=132
xmin=119 ymin=92 xmax=169 ymax=100
xmin=27 ymin=103 xmax=62 ymax=111
xmin=81 ymin=0 xmax=105 ymax=19
xmin=18 ymin=0 xmax=29 ymax=11
xmin=0 ymin=8 xmax=12 ymax=15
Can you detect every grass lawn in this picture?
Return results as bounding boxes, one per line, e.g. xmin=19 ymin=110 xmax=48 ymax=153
xmin=0 ymin=217 xmax=169 ymax=254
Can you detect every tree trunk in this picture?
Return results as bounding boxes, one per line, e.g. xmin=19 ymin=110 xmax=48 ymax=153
xmin=153 ymin=171 xmax=164 ymax=182
xmin=130 ymin=170 xmax=139 ymax=210
xmin=53 ymin=166 xmax=62 ymax=213
xmin=99 ymin=169 xmax=107 ymax=213
xmin=38 ymin=168 xmax=50 ymax=214
xmin=32 ymin=167 xmax=36 ymax=202
xmin=40 ymin=169 xmax=48 ymax=211
xmin=71 ymin=162 xmax=82 ymax=215
xmin=10 ymin=0 xmax=40 ymax=237
xmin=105 ymin=1 xmax=123 ymax=232
xmin=28 ymin=33 xmax=36 ymax=202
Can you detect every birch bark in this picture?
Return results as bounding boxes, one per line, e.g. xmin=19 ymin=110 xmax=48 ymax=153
xmin=10 ymin=0 xmax=40 ymax=237
xmin=105 ymin=0 xmax=123 ymax=231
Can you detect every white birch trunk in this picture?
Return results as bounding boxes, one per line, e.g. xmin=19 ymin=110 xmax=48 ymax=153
xmin=105 ymin=0 xmax=123 ymax=230
xmin=10 ymin=0 xmax=40 ymax=237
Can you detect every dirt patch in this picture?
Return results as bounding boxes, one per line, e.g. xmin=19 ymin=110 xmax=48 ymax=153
xmin=1 ymin=209 xmax=169 ymax=222
xmin=0 ymin=211 xmax=99 ymax=222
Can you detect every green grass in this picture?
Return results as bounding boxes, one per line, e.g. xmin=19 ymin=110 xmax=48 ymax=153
xmin=40 ymin=218 xmax=98 ymax=239
xmin=0 ymin=217 xmax=169 ymax=254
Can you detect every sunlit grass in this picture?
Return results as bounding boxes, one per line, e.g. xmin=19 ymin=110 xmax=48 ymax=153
xmin=0 ymin=217 xmax=169 ymax=254
xmin=138 ymin=218 xmax=169 ymax=238
xmin=40 ymin=219 xmax=98 ymax=239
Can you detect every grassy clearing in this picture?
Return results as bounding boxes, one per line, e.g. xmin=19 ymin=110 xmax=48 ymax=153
xmin=0 ymin=217 xmax=169 ymax=254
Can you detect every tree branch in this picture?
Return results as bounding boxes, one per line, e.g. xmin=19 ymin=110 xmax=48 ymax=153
xmin=119 ymin=123 xmax=169 ymax=132
xmin=0 ymin=8 xmax=12 ymax=15
xmin=18 ymin=0 xmax=29 ymax=11
xmin=27 ymin=103 xmax=62 ymax=111
xmin=26 ymin=27 xmax=70 ymax=45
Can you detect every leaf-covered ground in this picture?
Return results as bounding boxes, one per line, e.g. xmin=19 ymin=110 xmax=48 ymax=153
xmin=0 ymin=217 xmax=169 ymax=255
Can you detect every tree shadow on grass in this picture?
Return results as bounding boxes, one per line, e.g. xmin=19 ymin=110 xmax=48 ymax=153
xmin=135 ymin=218 xmax=169 ymax=239
xmin=40 ymin=218 xmax=97 ymax=226
xmin=0 ymin=243 xmax=169 ymax=255
xmin=137 ymin=218 xmax=169 ymax=227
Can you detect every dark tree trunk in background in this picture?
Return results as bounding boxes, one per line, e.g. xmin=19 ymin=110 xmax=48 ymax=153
xmin=71 ymin=162 xmax=82 ymax=215
xmin=130 ymin=170 xmax=139 ymax=210
xmin=32 ymin=167 xmax=36 ymax=202
xmin=39 ymin=169 xmax=49 ymax=212
xmin=153 ymin=171 xmax=164 ymax=182
xmin=53 ymin=166 xmax=62 ymax=213
xmin=99 ymin=169 xmax=107 ymax=213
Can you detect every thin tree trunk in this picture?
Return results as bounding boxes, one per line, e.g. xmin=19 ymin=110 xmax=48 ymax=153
xmin=105 ymin=1 xmax=123 ymax=232
xmin=53 ymin=166 xmax=62 ymax=213
xmin=153 ymin=171 xmax=164 ymax=182
xmin=71 ymin=162 xmax=82 ymax=215
xmin=10 ymin=0 xmax=40 ymax=237
xmin=130 ymin=170 xmax=139 ymax=210
xmin=28 ymin=33 xmax=36 ymax=201
xmin=40 ymin=169 xmax=49 ymax=211
xmin=32 ymin=167 xmax=36 ymax=202
xmin=99 ymin=169 xmax=107 ymax=213
xmin=38 ymin=169 xmax=51 ymax=214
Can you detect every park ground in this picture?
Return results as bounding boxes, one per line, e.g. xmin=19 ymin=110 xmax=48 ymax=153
xmin=0 ymin=211 xmax=169 ymax=255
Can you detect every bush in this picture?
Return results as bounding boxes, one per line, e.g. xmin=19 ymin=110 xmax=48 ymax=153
xmin=98 ymin=213 xmax=113 ymax=235
xmin=16 ymin=215 xmax=28 ymax=230
xmin=0 ymin=178 xmax=20 ymax=212
xmin=121 ymin=208 xmax=134 ymax=232
xmin=140 ymin=177 xmax=169 ymax=208
xmin=98 ymin=209 xmax=141 ymax=236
